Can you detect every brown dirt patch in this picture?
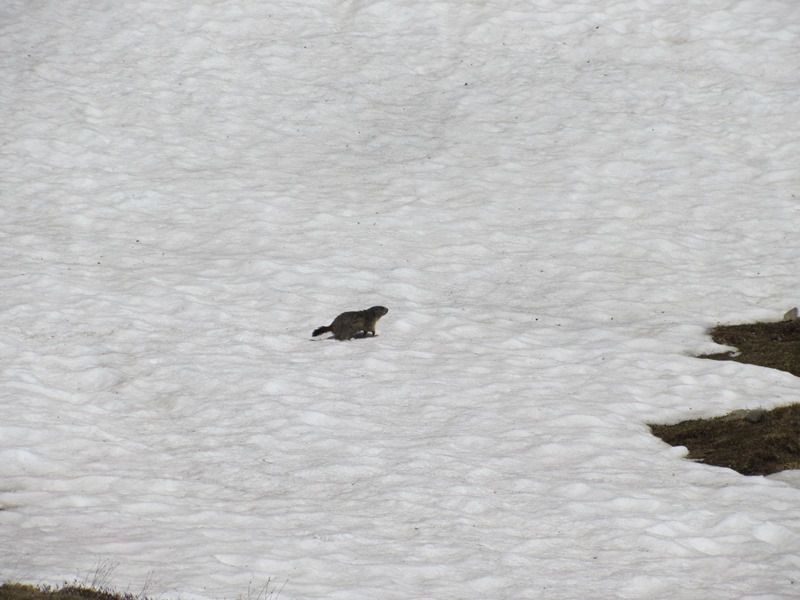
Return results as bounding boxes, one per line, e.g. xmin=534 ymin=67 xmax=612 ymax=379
xmin=650 ymin=318 xmax=800 ymax=476
xmin=650 ymin=405 xmax=800 ymax=476
xmin=699 ymin=319 xmax=800 ymax=377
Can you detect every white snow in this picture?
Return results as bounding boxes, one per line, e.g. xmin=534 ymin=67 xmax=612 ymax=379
xmin=2 ymin=0 xmax=800 ymax=598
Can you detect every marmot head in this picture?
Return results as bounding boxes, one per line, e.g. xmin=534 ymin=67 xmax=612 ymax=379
xmin=369 ymin=306 xmax=389 ymax=316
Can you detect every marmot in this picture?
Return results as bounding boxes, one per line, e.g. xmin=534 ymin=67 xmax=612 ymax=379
xmin=312 ymin=306 xmax=389 ymax=340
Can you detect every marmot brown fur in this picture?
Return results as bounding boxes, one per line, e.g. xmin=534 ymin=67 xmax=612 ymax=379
xmin=312 ymin=306 xmax=389 ymax=340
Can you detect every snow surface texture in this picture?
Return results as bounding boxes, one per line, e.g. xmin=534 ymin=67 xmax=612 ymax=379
xmin=2 ymin=1 xmax=800 ymax=598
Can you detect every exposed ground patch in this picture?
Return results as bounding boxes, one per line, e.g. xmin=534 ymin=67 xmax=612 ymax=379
xmin=0 ymin=583 xmax=141 ymax=600
xmin=650 ymin=317 xmax=800 ymax=476
xmin=699 ymin=318 xmax=800 ymax=377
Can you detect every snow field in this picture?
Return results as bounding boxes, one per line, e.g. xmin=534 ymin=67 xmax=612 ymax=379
xmin=2 ymin=0 xmax=800 ymax=598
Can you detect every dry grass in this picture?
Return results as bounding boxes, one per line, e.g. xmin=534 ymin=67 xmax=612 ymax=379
xmin=0 ymin=583 xmax=140 ymax=600
xmin=0 ymin=576 xmax=285 ymax=600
